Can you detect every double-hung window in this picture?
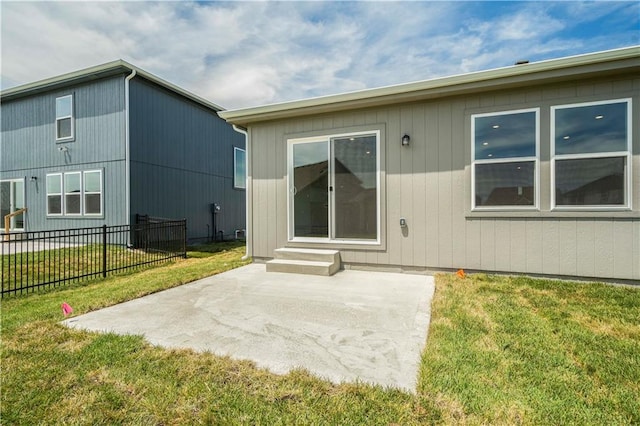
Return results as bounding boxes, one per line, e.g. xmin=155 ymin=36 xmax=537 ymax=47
xmin=64 ymin=172 xmax=82 ymax=215
xmin=46 ymin=170 xmax=102 ymax=216
xmin=56 ymin=95 xmax=74 ymax=141
xmin=233 ymin=147 xmax=246 ymax=189
xmin=46 ymin=174 xmax=63 ymax=215
xmin=83 ymin=171 xmax=102 ymax=215
xmin=552 ymin=99 xmax=631 ymax=209
xmin=472 ymin=109 xmax=539 ymax=209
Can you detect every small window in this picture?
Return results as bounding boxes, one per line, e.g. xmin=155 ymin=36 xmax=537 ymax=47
xmin=552 ymin=99 xmax=631 ymax=209
xmin=83 ymin=170 xmax=102 ymax=215
xmin=56 ymin=95 xmax=74 ymax=141
xmin=234 ymin=147 xmax=246 ymax=189
xmin=46 ymin=174 xmax=63 ymax=215
xmin=64 ymin=172 xmax=81 ymax=215
xmin=472 ymin=109 xmax=539 ymax=209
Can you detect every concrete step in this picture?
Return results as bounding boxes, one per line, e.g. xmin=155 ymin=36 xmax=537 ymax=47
xmin=273 ymin=248 xmax=340 ymax=264
xmin=266 ymin=258 xmax=340 ymax=276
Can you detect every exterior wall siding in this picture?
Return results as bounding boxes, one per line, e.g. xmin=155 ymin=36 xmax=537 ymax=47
xmin=1 ymin=76 xmax=128 ymax=230
xmin=128 ymin=79 xmax=245 ymax=241
xmin=248 ymin=73 xmax=640 ymax=281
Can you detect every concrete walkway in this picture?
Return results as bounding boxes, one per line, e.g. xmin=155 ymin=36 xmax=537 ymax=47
xmin=63 ymin=263 xmax=435 ymax=392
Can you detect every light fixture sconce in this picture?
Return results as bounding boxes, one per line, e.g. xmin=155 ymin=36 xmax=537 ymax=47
xmin=401 ymin=134 xmax=410 ymax=146
xmin=30 ymin=176 xmax=38 ymax=182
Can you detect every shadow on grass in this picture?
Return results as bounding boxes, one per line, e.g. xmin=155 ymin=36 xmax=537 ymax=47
xmin=187 ymin=240 xmax=246 ymax=258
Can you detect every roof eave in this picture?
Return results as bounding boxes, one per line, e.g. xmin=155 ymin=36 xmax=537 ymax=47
xmin=219 ymin=45 xmax=640 ymax=127
xmin=1 ymin=59 xmax=225 ymax=112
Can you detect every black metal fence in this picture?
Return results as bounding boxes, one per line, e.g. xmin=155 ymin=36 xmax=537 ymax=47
xmin=1 ymin=219 xmax=186 ymax=298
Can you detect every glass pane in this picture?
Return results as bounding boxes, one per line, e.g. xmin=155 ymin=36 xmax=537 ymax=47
xmin=474 ymin=111 xmax=536 ymax=160
xmin=555 ymin=102 xmax=627 ymax=155
xmin=293 ymin=142 xmax=328 ymax=238
xmin=48 ymin=195 xmax=62 ymax=214
xmin=57 ymin=118 xmax=72 ymax=139
xmin=234 ymin=149 xmax=246 ymax=189
xmin=56 ymin=96 xmax=72 ymax=117
xmin=475 ymin=161 xmax=535 ymax=206
xmin=14 ymin=181 xmax=24 ymax=209
xmin=0 ymin=182 xmax=10 ymax=220
xmin=555 ymin=157 xmax=625 ymax=206
xmin=85 ymin=194 xmax=101 ymax=214
xmin=84 ymin=171 xmax=101 ymax=192
xmin=65 ymin=194 xmax=81 ymax=214
xmin=47 ymin=175 xmax=61 ymax=194
xmin=65 ymin=173 xmax=81 ymax=193
xmin=333 ymin=135 xmax=377 ymax=239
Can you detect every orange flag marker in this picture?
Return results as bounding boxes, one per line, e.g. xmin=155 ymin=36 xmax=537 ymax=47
xmin=456 ymin=269 xmax=466 ymax=279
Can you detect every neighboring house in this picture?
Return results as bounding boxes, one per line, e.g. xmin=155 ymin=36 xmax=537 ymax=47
xmin=219 ymin=46 xmax=640 ymax=282
xmin=1 ymin=60 xmax=246 ymax=241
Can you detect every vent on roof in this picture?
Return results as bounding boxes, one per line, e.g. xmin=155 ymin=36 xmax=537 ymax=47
xmin=515 ymin=60 xmax=530 ymax=65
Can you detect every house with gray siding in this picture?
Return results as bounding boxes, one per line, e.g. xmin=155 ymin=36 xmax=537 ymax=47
xmin=1 ymin=60 xmax=245 ymax=241
xmin=220 ymin=46 xmax=640 ymax=282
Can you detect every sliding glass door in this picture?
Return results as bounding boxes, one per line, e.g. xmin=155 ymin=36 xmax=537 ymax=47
xmin=289 ymin=132 xmax=379 ymax=243
xmin=0 ymin=179 xmax=25 ymax=231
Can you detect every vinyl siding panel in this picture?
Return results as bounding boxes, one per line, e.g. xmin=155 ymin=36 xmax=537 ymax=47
xmin=424 ymin=104 xmax=439 ymax=268
xmin=411 ymin=105 xmax=427 ymax=266
xmin=247 ymin=72 xmax=640 ymax=281
xmin=128 ymin=79 xmax=245 ymax=241
xmin=387 ymin=107 xmax=401 ymax=267
xmin=437 ymin=103 xmax=453 ymax=269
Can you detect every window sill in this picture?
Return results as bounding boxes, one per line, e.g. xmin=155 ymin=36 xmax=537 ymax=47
xmin=286 ymin=239 xmax=385 ymax=251
xmin=47 ymin=215 xmax=105 ymax=219
xmin=466 ymin=210 xmax=639 ymax=219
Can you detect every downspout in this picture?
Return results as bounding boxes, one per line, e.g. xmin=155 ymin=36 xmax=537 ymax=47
xmin=124 ymin=69 xmax=136 ymax=229
xmin=232 ymin=124 xmax=251 ymax=261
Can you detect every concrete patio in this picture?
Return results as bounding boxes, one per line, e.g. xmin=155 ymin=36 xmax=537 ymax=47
xmin=63 ymin=263 xmax=435 ymax=392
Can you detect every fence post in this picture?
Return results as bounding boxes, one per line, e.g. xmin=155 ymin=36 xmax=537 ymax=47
xmin=182 ymin=219 xmax=187 ymax=259
xmin=102 ymin=225 xmax=107 ymax=278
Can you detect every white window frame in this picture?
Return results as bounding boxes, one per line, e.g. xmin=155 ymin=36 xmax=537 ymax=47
xmin=46 ymin=170 xmax=103 ymax=217
xmin=64 ymin=171 xmax=82 ymax=216
xmin=471 ymin=108 xmax=540 ymax=211
xmin=233 ymin=147 xmax=246 ymax=190
xmin=287 ymin=130 xmax=381 ymax=245
xmin=83 ymin=170 xmax=103 ymax=216
xmin=55 ymin=94 xmax=74 ymax=142
xmin=46 ymin=173 xmax=63 ymax=216
xmin=551 ymin=98 xmax=632 ymax=211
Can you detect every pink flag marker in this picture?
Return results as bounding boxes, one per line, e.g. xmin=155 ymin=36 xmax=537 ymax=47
xmin=61 ymin=302 xmax=73 ymax=317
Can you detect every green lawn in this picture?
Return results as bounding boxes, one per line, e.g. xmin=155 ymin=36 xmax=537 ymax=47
xmin=2 ymin=243 xmax=183 ymax=297
xmin=2 ymin=245 xmax=639 ymax=425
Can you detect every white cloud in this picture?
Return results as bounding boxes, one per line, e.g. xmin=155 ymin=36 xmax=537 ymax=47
xmin=1 ymin=1 xmax=637 ymax=109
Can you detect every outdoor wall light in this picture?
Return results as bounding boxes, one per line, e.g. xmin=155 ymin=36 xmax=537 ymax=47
xmin=30 ymin=176 xmax=37 ymax=182
xmin=401 ymin=134 xmax=410 ymax=146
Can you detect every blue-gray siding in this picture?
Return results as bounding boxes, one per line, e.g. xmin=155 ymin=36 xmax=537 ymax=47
xmin=128 ymin=78 xmax=245 ymax=241
xmin=1 ymin=76 xmax=128 ymax=230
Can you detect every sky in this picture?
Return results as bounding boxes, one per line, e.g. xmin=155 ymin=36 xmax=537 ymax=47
xmin=1 ymin=1 xmax=638 ymax=110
